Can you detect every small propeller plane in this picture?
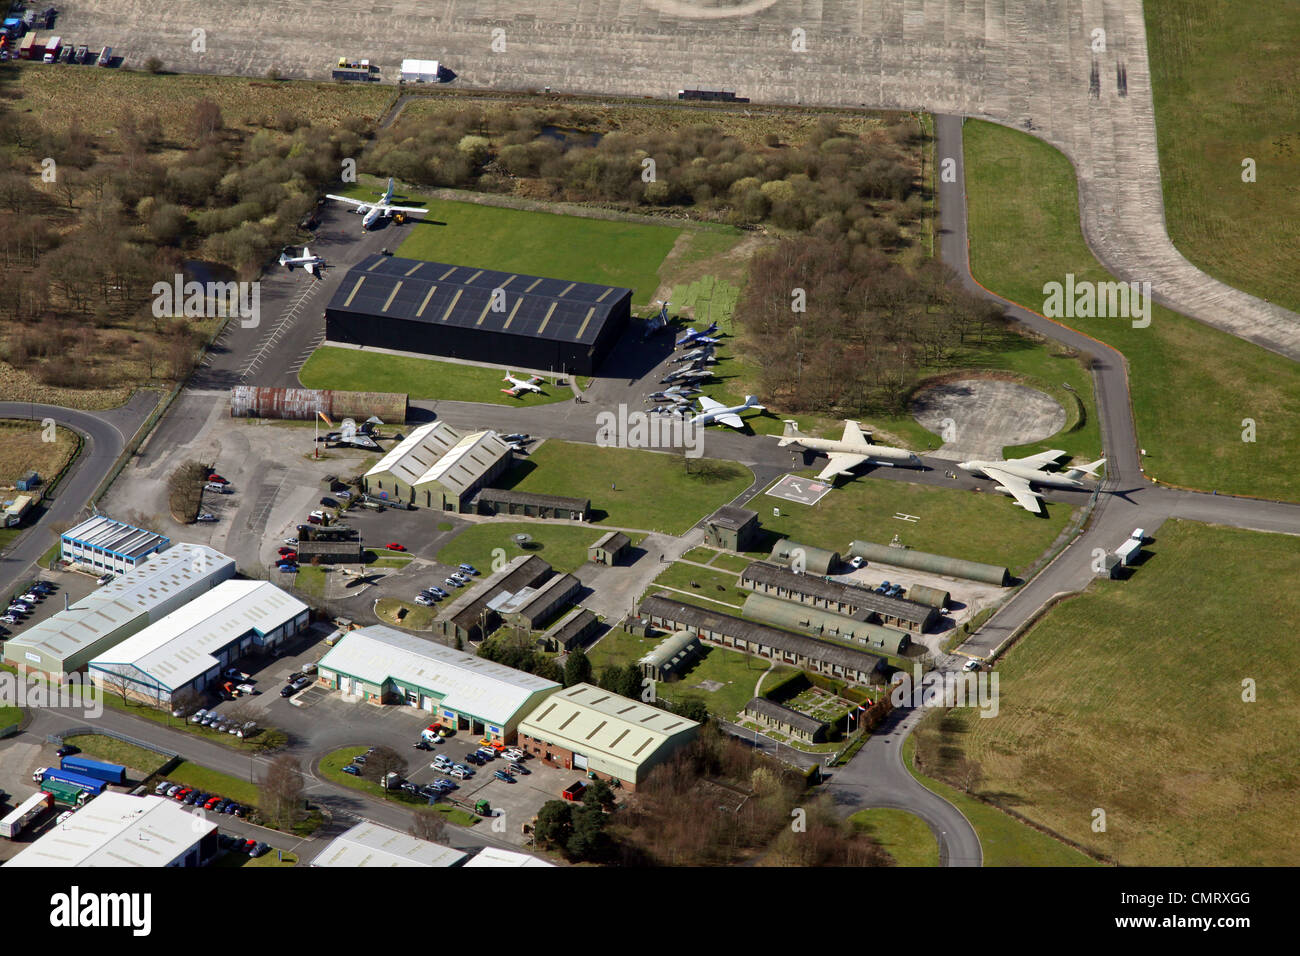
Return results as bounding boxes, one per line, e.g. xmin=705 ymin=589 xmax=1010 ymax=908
xmin=501 ymin=372 xmax=546 ymax=397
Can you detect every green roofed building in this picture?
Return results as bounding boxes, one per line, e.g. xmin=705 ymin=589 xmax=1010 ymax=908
xmin=742 ymin=592 xmax=913 ymax=657
xmin=362 ymin=420 xmax=511 ymax=512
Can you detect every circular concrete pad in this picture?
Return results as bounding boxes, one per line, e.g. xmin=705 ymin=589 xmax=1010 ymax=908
xmin=911 ymin=379 xmax=1066 ymax=461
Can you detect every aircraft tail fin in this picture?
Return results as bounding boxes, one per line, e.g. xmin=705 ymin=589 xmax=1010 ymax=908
xmin=1066 ymin=458 xmax=1106 ymax=479
xmin=777 ymin=419 xmax=801 ymax=446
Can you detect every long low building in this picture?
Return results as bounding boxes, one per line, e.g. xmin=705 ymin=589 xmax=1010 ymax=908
xmin=325 ymin=255 xmax=632 ymax=376
xmin=470 ymin=488 xmax=589 ymax=521
xmin=742 ymin=593 xmax=913 ymax=657
xmin=88 ymin=580 xmax=309 ymax=706
xmin=317 ymin=625 xmax=559 ymax=741
xmin=496 ymin=572 xmax=581 ymax=630
xmin=312 ymin=821 xmax=466 ymax=867
xmin=537 ymin=607 xmax=600 ymax=653
xmin=847 ymin=540 xmax=1011 ymax=587
xmin=60 ymin=514 xmax=169 ymax=576
xmin=5 ymin=793 xmax=218 ymax=867
xmin=638 ymin=594 xmax=885 ymax=686
xmin=516 ymin=683 xmax=700 ymax=791
xmin=740 ymin=561 xmax=938 ymax=633
xmin=3 ymin=544 xmax=236 ymax=680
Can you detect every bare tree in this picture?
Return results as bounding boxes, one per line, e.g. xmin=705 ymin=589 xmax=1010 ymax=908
xmin=409 ymin=809 xmax=447 ymax=844
xmin=261 ymin=754 xmax=304 ymax=827
xmin=363 ymin=746 xmax=408 ymax=788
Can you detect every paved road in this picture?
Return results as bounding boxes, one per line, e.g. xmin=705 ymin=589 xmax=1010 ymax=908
xmin=0 ymin=395 xmax=157 ymax=598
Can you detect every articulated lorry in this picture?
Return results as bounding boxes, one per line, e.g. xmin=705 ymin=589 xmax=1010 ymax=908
xmin=61 ymin=755 xmax=127 ymax=785
xmin=0 ymin=791 xmax=53 ymax=838
xmin=33 ymin=767 xmax=107 ymax=797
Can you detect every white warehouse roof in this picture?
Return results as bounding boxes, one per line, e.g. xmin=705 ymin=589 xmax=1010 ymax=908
xmin=400 ymin=58 xmax=440 ymax=77
xmin=6 ymin=544 xmax=236 ymax=661
xmin=364 ymin=421 xmax=507 ymax=492
xmin=90 ymin=580 xmax=308 ymax=691
xmin=5 ymin=793 xmax=217 ymax=867
xmin=463 ymin=846 xmax=555 ymax=868
xmin=318 ymin=625 xmax=559 ymax=726
xmin=312 ymin=821 xmax=465 ymax=867
xmin=62 ymin=514 xmax=169 ymax=561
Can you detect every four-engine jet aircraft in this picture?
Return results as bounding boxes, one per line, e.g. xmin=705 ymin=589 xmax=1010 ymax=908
xmin=958 ymin=451 xmax=1106 ymax=514
xmin=775 ymin=420 xmax=922 ymax=481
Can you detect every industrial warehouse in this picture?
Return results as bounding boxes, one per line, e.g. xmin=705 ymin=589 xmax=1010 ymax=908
xmin=324 ymin=255 xmax=632 ymax=376
xmin=515 ymin=683 xmax=701 ymax=791
xmin=59 ymin=515 xmax=170 ymax=576
xmin=362 ymin=420 xmax=512 ymax=512
xmin=316 ymin=625 xmax=560 ymax=740
xmin=2 ymin=545 xmax=237 ymax=679
xmin=87 ymin=580 xmax=309 ymax=706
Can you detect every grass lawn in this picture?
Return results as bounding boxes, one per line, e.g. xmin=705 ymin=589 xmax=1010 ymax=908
xmin=657 ymin=646 xmax=800 ymax=721
xmin=644 ymin=563 xmax=746 ymax=610
xmin=293 ymin=565 xmax=327 ymax=599
xmin=328 ymin=178 xmax=680 ymax=305
xmin=63 ymin=735 xmax=168 ymax=777
xmin=849 ymin=808 xmax=940 ymax=867
xmin=709 ymin=552 xmax=752 ymax=574
xmin=0 ymin=420 xmax=78 ymax=485
xmin=374 ymin=597 xmax=436 ymax=631
xmin=500 ymin=440 xmax=753 ymax=535
xmin=965 ymin=119 xmax=1300 ymax=499
xmin=436 ymin=521 xmax=637 ymax=575
xmin=903 ymin=734 xmax=1097 ymax=867
xmin=679 ymin=546 xmax=718 ymax=564
xmin=750 ymin=472 xmax=1075 ymax=578
xmin=915 ymin=520 xmax=1300 ymax=865
xmin=299 ymin=347 xmax=573 ymax=405
xmin=1145 ymin=0 xmax=1300 ymax=316
xmin=0 ymin=705 xmax=21 ymax=729
xmin=586 ymin=627 xmax=658 ymax=671
xmin=166 ymin=760 xmax=261 ymax=809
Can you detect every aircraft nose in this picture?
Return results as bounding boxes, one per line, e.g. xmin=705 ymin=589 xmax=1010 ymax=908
xmin=957 ymin=461 xmax=972 ymax=471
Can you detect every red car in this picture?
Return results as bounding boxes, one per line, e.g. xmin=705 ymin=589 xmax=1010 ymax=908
xmin=207 ymin=474 xmax=228 ymax=484
xmin=280 ymin=550 xmax=297 ymax=560
xmin=278 ymin=547 xmax=295 ymax=556
xmin=386 ymin=543 xmax=406 ymax=551
xmin=173 ymin=788 xmax=192 ymax=801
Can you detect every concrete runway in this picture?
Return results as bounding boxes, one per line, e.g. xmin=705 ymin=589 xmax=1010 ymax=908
xmin=53 ymin=0 xmax=1300 ymax=359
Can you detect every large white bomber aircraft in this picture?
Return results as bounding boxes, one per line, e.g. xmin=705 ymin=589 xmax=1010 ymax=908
xmin=690 ymin=395 xmax=764 ymax=429
xmin=958 ymin=451 xmax=1105 ymax=514
xmin=325 ymin=178 xmax=429 ymax=231
xmin=775 ymin=420 xmax=922 ymax=481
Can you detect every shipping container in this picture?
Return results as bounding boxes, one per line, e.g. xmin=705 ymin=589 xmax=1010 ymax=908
xmin=19 ymin=32 xmax=37 ymax=57
xmin=39 ymin=768 xmax=107 ymax=796
xmin=1 ymin=791 xmax=53 ymax=838
xmin=229 ymin=386 xmax=408 ymax=424
xmin=61 ymin=754 xmax=127 ymax=785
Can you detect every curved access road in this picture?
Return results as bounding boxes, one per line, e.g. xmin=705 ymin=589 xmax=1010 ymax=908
xmin=0 ymin=395 xmax=156 ymax=596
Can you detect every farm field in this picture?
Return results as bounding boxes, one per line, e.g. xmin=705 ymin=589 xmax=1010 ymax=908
xmin=965 ymin=119 xmax=1300 ymax=499
xmin=750 ymin=473 xmax=1076 ymax=578
xmin=500 ymin=440 xmax=752 ymax=536
xmin=913 ymin=521 xmax=1300 ymax=865
xmin=298 ymin=348 xmax=571 ymax=405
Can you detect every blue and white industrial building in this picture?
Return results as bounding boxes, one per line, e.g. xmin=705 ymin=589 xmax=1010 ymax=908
xmin=60 ymin=514 xmax=170 ymax=575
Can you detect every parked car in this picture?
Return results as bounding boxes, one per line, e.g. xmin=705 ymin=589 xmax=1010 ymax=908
xmin=462 ymin=753 xmax=481 ymax=766
xmin=849 ymin=555 xmax=865 ymax=569
xmin=341 ymin=764 xmax=361 ymax=776
xmin=20 ymin=592 xmax=41 ymax=603
xmin=450 ymin=766 xmax=469 ymax=779
xmin=385 ymin=542 xmax=406 ymax=551
xmin=458 ymin=564 xmax=479 ymax=575
xmin=493 ymin=770 xmax=515 ymax=783
xmin=278 ymin=563 xmax=298 ymax=573
xmin=283 ymin=537 xmax=298 ymax=546
xmin=336 ymin=490 xmax=352 ymax=500
xmin=166 ymin=785 xmax=183 ymax=798
xmin=0 ymin=614 xmax=19 ymax=626
xmin=279 ymin=684 xmax=297 ymax=698
xmin=277 ymin=547 xmax=296 ymax=556
xmin=444 ymin=578 xmax=463 ymax=589
xmin=503 ymin=748 xmax=525 ymax=761
xmin=963 ymin=659 xmax=982 ymax=672
xmin=208 ymin=473 xmax=228 ymax=484
xmin=97 ymin=573 xmax=114 ymax=585
xmin=508 ymin=762 xmax=530 ymax=775
xmin=55 ymin=745 xmax=78 ymax=757
xmin=320 ymin=497 xmax=337 ymax=508
xmin=414 ymin=595 xmax=434 ymax=607
xmin=204 ymin=482 xmax=228 ymax=493
xmin=413 ymin=739 xmax=432 ymax=751
xmin=154 ymin=781 xmax=172 ymax=795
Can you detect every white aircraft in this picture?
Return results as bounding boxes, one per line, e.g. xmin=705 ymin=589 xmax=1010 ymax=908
xmin=324 ymin=178 xmax=429 ymax=231
xmin=278 ymin=246 xmax=325 ymax=277
xmin=689 ymin=395 xmax=765 ymax=429
xmin=959 ymin=451 xmax=1106 ymax=514
xmin=501 ymin=372 xmax=545 ymax=397
xmin=775 ymin=420 xmax=922 ymax=481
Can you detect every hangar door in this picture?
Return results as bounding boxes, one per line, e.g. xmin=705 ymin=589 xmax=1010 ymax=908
xmin=573 ymin=753 xmax=589 ymax=771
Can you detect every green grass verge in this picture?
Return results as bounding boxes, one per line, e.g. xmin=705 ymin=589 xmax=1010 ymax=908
xmin=166 ymin=760 xmax=261 ymax=808
xmin=965 ymin=119 xmax=1300 ymax=499
xmin=709 ymin=552 xmax=752 ymax=574
xmin=91 ymin=692 xmax=287 ymax=752
xmin=63 ymin=735 xmax=168 ymax=776
xmin=1145 ymin=0 xmax=1300 ymax=316
xmin=375 ymin=597 xmax=436 ymax=630
xmin=437 ymin=521 xmax=639 ymax=575
xmin=644 ymin=562 xmax=746 ymax=609
xmin=751 ymin=471 xmax=1075 ymax=577
xmin=916 ymin=520 xmax=1300 ymax=865
xmin=501 ymin=440 xmax=753 ymax=535
xmin=293 ymin=565 xmax=327 ymax=599
xmin=328 ymin=180 xmax=681 ymax=305
xmin=902 ymin=733 xmax=1097 ymax=867
xmin=0 ymin=705 xmax=22 ymax=729
xmin=849 ymin=808 xmax=940 ymax=867
xmin=215 ymin=848 xmax=299 ymax=867
xmin=300 ymin=347 xmax=572 ymax=405
xmin=679 ymin=546 xmax=718 ymax=564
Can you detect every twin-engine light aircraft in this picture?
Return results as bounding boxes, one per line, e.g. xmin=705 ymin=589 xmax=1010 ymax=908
xmin=325 ymin=178 xmax=429 ymax=231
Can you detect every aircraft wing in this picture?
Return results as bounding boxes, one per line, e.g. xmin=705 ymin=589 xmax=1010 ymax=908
xmin=325 ymin=194 xmax=367 ymax=207
xmin=696 ymin=396 xmax=725 ymax=414
xmin=841 ymin=421 xmax=870 ymax=445
xmin=982 ymin=467 xmax=1044 ymax=514
xmin=1005 ymin=450 xmax=1066 ymax=472
xmin=380 ymin=204 xmax=429 ymax=214
xmin=713 ymin=412 xmax=746 ymax=429
xmin=817 ymin=453 xmax=871 ymax=481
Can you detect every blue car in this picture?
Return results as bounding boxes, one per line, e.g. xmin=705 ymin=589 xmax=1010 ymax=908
xmin=277 ymin=563 xmax=298 ymax=573
xmin=493 ymin=769 xmax=515 ymax=783
xmin=342 ymin=764 xmax=361 ymax=776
